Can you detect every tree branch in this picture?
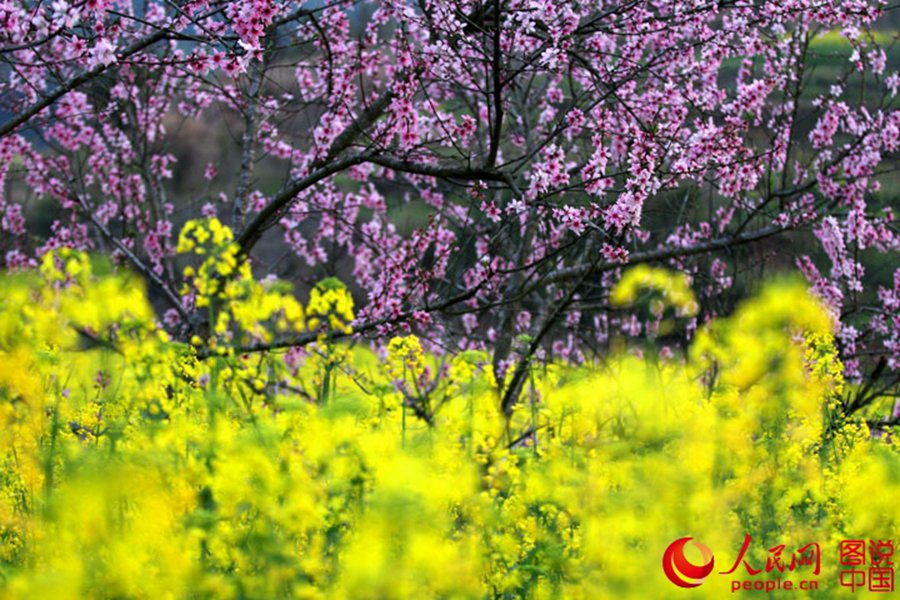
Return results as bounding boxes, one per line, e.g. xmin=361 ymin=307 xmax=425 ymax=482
xmin=236 ymin=153 xmax=371 ymax=254
xmin=81 ymin=200 xmax=193 ymax=326
xmin=0 ymin=30 xmax=170 ymax=139
xmin=367 ymin=155 xmax=508 ymax=181
xmin=237 ymin=87 xmax=398 ymax=254
xmin=233 ymin=60 xmax=265 ymax=235
xmin=541 ymin=224 xmax=787 ymax=286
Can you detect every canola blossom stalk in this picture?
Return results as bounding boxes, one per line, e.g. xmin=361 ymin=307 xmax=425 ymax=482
xmin=0 ymin=252 xmax=897 ymax=599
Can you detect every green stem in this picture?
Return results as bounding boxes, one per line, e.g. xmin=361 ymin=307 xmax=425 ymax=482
xmin=529 ymin=367 xmax=538 ymax=456
xmin=43 ymin=394 xmax=61 ymax=507
xmin=402 ymin=363 xmax=407 ymax=447
xmin=321 ymin=333 xmax=334 ymax=405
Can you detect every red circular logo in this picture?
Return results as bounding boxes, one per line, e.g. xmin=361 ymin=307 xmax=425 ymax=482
xmin=663 ymin=537 xmax=715 ymax=588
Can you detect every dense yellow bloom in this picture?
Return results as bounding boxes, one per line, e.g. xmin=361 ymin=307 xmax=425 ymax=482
xmin=176 ymin=217 xmax=234 ymax=255
xmin=0 ymin=260 xmax=896 ymax=599
xmin=386 ymin=334 xmax=426 ymax=380
xmin=177 ymin=219 xmax=306 ymax=344
xmin=610 ymin=264 xmax=699 ymax=317
xmin=307 ymin=277 xmax=355 ymax=333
